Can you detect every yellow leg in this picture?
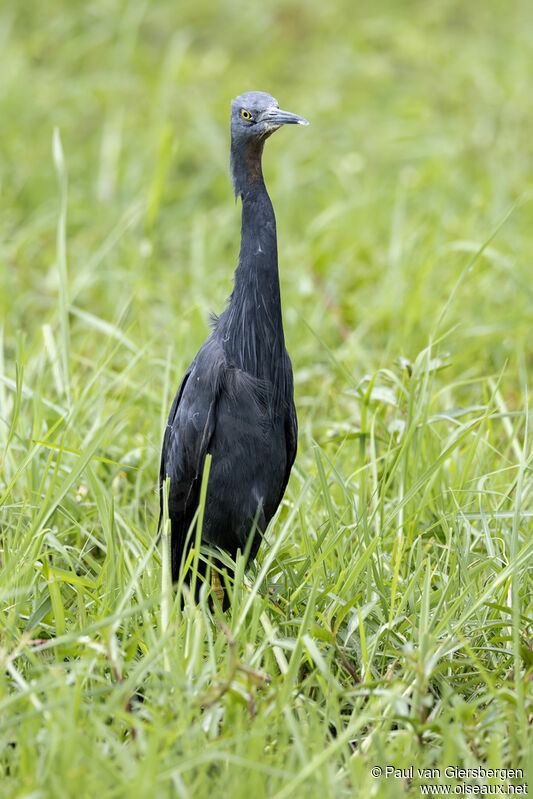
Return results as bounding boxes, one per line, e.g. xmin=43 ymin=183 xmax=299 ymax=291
xmin=211 ymin=570 xmax=225 ymax=607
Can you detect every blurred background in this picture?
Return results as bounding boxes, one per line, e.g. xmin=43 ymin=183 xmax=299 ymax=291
xmin=1 ymin=0 xmax=532 ymax=486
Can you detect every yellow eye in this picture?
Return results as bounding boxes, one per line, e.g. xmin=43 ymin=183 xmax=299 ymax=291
xmin=241 ymin=109 xmax=252 ymax=120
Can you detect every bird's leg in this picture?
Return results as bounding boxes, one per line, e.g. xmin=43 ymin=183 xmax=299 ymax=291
xmin=211 ymin=568 xmax=225 ymax=608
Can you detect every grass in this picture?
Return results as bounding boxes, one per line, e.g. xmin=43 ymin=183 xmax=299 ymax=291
xmin=1 ymin=0 xmax=532 ymax=796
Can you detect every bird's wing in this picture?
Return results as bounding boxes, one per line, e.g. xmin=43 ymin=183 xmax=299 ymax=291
xmin=276 ymin=357 xmax=298 ymax=509
xmin=282 ymin=399 xmax=298 ymax=498
xmin=159 ymin=340 xmax=224 ymax=579
xmin=158 ymin=367 xmax=191 ymax=505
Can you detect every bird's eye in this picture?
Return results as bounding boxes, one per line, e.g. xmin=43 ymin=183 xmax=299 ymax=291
xmin=241 ymin=109 xmax=252 ymax=120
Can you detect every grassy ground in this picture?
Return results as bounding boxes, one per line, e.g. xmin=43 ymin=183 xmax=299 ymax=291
xmin=1 ymin=0 xmax=532 ymax=796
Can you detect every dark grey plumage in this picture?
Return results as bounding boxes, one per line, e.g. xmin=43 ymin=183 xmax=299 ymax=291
xmin=159 ymin=91 xmax=308 ymax=603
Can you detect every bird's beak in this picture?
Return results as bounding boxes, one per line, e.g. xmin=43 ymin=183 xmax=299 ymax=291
xmin=262 ymin=107 xmax=309 ymax=128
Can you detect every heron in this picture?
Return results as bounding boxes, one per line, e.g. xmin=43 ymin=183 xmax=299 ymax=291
xmin=159 ymin=91 xmax=308 ymax=607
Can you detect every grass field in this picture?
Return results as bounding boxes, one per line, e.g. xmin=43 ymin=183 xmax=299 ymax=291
xmin=1 ymin=1 xmax=532 ymax=796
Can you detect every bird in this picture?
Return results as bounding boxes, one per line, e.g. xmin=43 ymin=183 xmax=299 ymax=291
xmin=159 ymin=91 xmax=308 ymax=607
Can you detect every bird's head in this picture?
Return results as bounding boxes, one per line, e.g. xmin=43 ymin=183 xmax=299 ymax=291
xmin=231 ymin=91 xmax=308 ymax=145
xmin=230 ymin=91 xmax=308 ymax=195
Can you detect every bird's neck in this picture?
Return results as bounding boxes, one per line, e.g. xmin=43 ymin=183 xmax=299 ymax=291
xmin=221 ymin=141 xmax=285 ymax=381
xmin=230 ymin=138 xmax=266 ymax=198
